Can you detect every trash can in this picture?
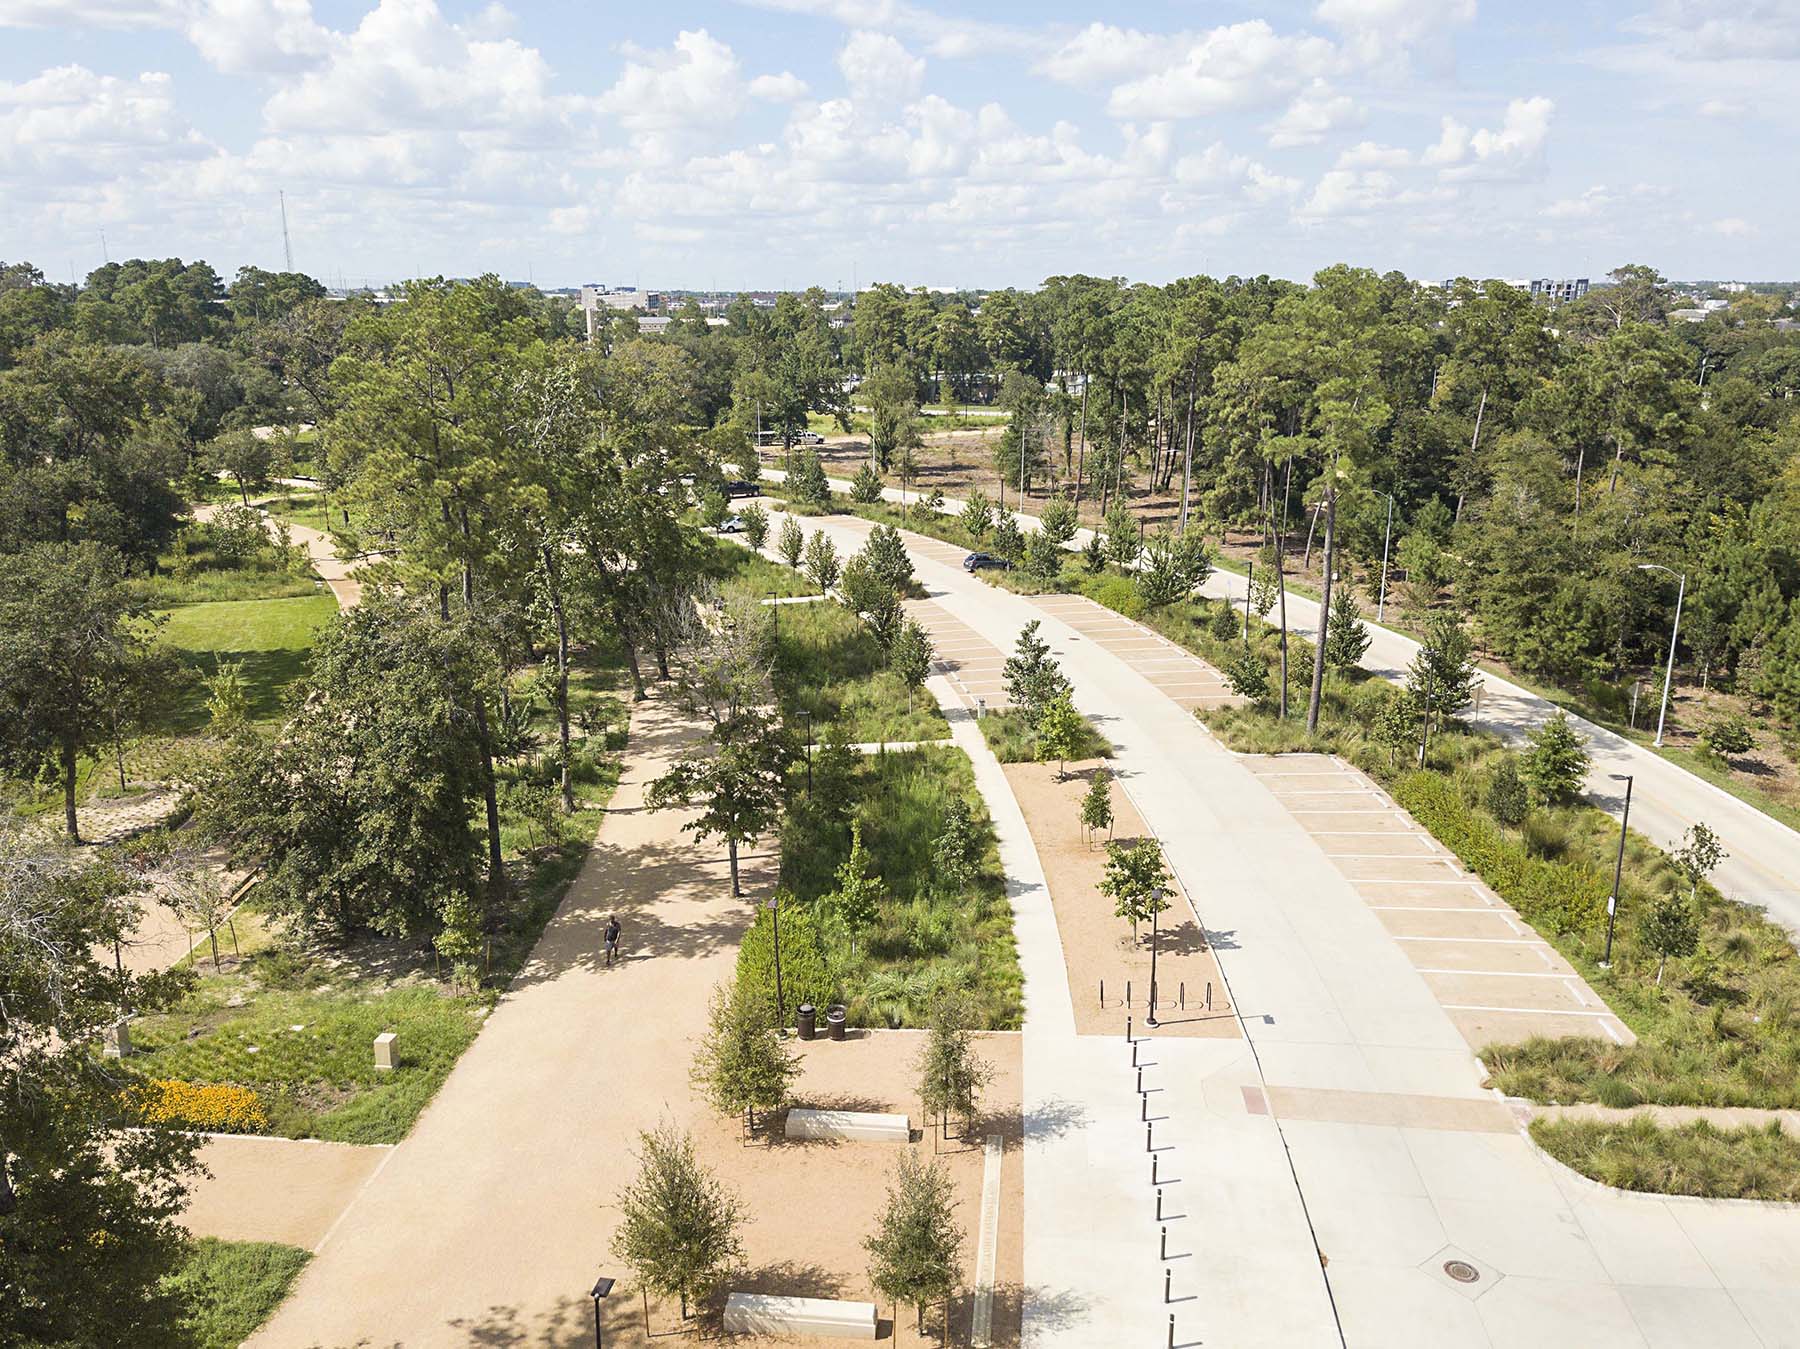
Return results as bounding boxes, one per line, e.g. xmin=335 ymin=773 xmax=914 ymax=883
xmin=797 ymin=1004 xmax=817 ymax=1040
xmin=827 ymin=1004 xmax=847 ymax=1042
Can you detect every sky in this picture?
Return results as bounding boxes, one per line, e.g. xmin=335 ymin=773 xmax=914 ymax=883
xmin=0 ymin=0 xmax=1794 ymax=291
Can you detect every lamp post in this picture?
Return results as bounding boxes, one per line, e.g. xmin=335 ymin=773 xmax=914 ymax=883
xmin=1146 ymin=887 xmax=1166 ymax=1028
xmin=1599 ymin=774 xmax=1633 ymax=969
xmin=1373 ymin=490 xmax=1396 ymax=624
xmin=589 ymin=1275 xmax=615 ymax=1349
xmin=768 ymin=893 xmax=786 ymax=1025
xmin=1636 ymin=563 xmax=1686 ymax=748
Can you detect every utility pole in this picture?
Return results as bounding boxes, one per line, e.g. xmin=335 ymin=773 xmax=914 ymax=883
xmin=280 ymin=191 xmax=294 ymax=271
xmin=1599 ymin=775 xmax=1633 ymax=968
xmin=1375 ymin=490 xmax=1395 ymax=624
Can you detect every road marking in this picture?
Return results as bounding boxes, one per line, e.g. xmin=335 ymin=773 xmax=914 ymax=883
xmin=1443 ymin=1004 xmax=1621 ymax=1019
xmin=1356 ymin=877 xmax=1484 ymax=886
xmin=1369 ymin=905 xmax=1500 ymax=912
xmin=1416 ymin=968 xmax=1572 ymax=978
xmin=1396 ymin=935 xmax=1544 ymax=944
xmin=971 ymin=1134 xmax=1002 ymax=1348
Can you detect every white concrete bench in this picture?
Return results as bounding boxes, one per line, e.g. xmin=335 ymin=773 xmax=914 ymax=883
xmin=724 ymin=1293 xmax=878 ymax=1339
xmin=783 ymin=1108 xmax=910 ymax=1143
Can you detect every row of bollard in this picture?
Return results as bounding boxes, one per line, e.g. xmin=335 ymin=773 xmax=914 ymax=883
xmin=1128 ymin=1016 xmax=1183 ymax=1348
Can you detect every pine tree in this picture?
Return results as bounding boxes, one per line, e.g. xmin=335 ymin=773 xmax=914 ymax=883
xmin=1486 ymin=754 xmax=1529 ymax=826
xmin=931 ymin=795 xmax=978 ymax=897
xmin=825 ymin=819 xmax=884 ymax=946
xmin=790 ymin=450 xmax=830 ymax=507
xmin=1001 ymin=620 xmax=1069 ymax=726
xmin=850 ymin=462 xmax=884 ymax=504
xmin=1324 ymin=584 xmax=1371 ymax=670
xmin=1023 ymin=528 xmax=1064 ymax=586
xmin=960 ymin=489 xmax=993 ymax=542
xmin=991 ymin=511 xmax=1025 ymax=565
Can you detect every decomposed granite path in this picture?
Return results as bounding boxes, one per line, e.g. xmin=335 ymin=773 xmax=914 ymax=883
xmin=248 ymin=695 xmax=759 ymax=1348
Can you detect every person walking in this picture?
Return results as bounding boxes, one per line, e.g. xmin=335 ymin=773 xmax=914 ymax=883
xmin=603 ymin=914 xmax=621 ymax=967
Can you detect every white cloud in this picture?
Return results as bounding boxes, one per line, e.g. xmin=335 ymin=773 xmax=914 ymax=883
xmin=836 ymin=30 xmax=925 ymax=103
xmin=1698 ymin=98 xmax=1745 ymax=117
xmin=750 ymin=71 xmax=809 ymax=101
xmin=1038 ymin=24 xmax=1178 ymax=86
xmin=1335 ymin=139 xmax=1411 ymax=168
xmin=1314 ymin=0 xmax=1476 ymax=70
xmin=1626 ymin=1 xmax=1800 ymax=61
xmin=1423 ymin=96 xmax=1553 ymax=180
xmin=599 ymin=29 xmax=743 ymax=159
xmin=1267 ymin=82 xmax=1357 ymax=147
xmin=0 ymin=0 xmax=180 ymax=26
xmin=1542 ymin=185 xmax=1615 ymax=219
xmin=1105 ymin=20 xmax=1338 ymax=118
xmin=1297 ymin=167 xmax=1396 ymax=218
xmin=1713 ymin=216 xmax=1756 ymax=236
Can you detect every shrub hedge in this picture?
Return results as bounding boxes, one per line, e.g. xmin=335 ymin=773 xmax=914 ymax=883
xmin=737 ymin=893 xmax=837 ymax=1019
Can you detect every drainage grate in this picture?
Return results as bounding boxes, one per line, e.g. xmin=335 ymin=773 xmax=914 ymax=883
xmin=1443 ymin=1260 xmax=1481 ymax=1284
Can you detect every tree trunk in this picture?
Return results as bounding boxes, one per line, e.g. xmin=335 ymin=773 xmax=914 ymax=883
xmin=61 ymin=738 xmax=79 ymax=842
xmin=1656 ymin=954 xmax=1666 ymax=987
xmin=728 ymin=836 xmax=741 ymax=896
xmin=623 ymin=637 xmax=647 ymax=701
xmin=1574 ymin=445 xmax=1586 ymax=521
xmin=542 ymin=545 xmax=575 ymax=813
xmin=1306 ymin=482 xmax=1336 ymax=735
xmin=1178 ymin=389 xmax=1196 ymax=534
xmin=473 ymin=700 xmax=507 ymax=901
xmin=1072 ymin=376 xmax=1089 ymax=511
xmin=208 ymin=927 xmax=221 ymax=970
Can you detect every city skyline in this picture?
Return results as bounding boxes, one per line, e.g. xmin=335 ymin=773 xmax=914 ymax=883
xmin=1 ymin=1 xmax=1794 ymax=289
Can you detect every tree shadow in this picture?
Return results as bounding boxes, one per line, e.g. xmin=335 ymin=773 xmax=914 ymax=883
xmin=1022 ymin=1094 xmax=1089 ymax=1142
xmin=992 ymin=1280 xmax=1086 ymax=1344
xmin=1202 ymin=925 xmax=1241 ymax=951
xmin=438 ymin=1294 xmax=590 ymax=1347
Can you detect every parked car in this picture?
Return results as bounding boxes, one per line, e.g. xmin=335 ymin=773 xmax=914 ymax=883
xmin=795 ymin=430 xmax=825 ymax=445
xmin=963 ymin=552 xmax=1010 ymax=572
xmin=717 ymin=514 xmax=748 ymax=534
xmin=723 ymin=480 xmax=761 ymax=499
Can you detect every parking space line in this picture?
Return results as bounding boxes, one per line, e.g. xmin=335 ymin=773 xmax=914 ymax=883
xmin=1442 ymin=1004 xmax=1620 ymax=1019
xmin=1416 ymin=968 xmax=1569 ymax=978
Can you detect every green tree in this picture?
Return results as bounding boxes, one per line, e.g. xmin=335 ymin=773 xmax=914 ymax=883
xmin=1671 ymin=822 xmax=1726 ymax=903
xmin=1136 ymin=527 xmax=1212 ymax=607
xmin=1522 ymin=712 xmax=1590 ymax=804
xmin=839 ymin=553 xmax=903 ymax=651
xmin=930 ymin=795 xmax=978 ymax=898
xmin=698 ymin=486 xmax=730 ymax=530
xmin=1023 ymin=528 xmax=1064 ymax=586
xmin=865 ymin=361 xmax=922 ymax=473
xmin=1407 ymin=613 xmax=1479 ymax=742
xmin=960 ymin=488 xmax=994 ymax=542
xmin=0 ymin=833 xmax=201 ymax=1348
xmin=1638 ymin=892 xmax=1699 ymax=986
xmin=864 ymin=1152 xmax=964 ymax=1336
xmin=824 ymin=818 xmax=885 ymax=944
xmin=1102 ymin=500 xmax=1140 ymax=571
xmin=803 ymin=529 xmax=841 ymax=593
xmin=1001 ymin=620 xmax=1069 ymax=726
xmin=0 ymin=542 xmax=163 ymax=840
xmin=990 ymin=511 xmax=1025 ymax=566
xmin=1700 ymin=714 xmax=1755 ymax=761
xmin=202 ymin=659 xmax=251 ymax=735
xmin=691 ymin=979 xmax=801 ymax=1132
xmin=1080 ymin=768 xmax=1114 ymax=845
xmin=647 ymin=708 xmax=793 ymax=897
xmin=739 ymin=502 xmax=769 ymax=550
xmin=1486 ymin=754 xmax=1529 ymax=826
xmin=862 ymin=522 xmax=914 ymax=592
xmin=1039 ymin=497 xmax=1078 ymax=547
xmin=1226 ymin=647 xmax=1273 ymax=707
xmin=914 ymin=990 xmax=992 ymax=1140
xmin=1036 ymin=690 xmax=1086 ymax=779
xmin=789 ymin=449 xmax=830 ymax=507
xmin=850 ymin=462 xmax=884 ymax=504
xmin=1100 ymin=837 xmax=1170 ymax=945
xmin=892 ymin=617 xmax=934 ymax=713
xmin=611 ymin=1123 xmax=746 ymax=1322
xmin=1324 ymin=584 xmax=1372 ymax=670
xmin=212 ymin=428 xmax=274 ymax=506
xmin=777 ymin=515 xmax=805 ymax=568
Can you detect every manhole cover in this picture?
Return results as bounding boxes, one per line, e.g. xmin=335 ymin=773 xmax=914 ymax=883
xmin=1443 ymin=1260 xmax=1481 ymax=1284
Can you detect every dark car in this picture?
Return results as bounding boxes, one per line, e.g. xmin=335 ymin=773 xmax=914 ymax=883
xmin=723 ymin=480 xmax=761 ymax=499
xmin=963 ymin=552 xmax=1010 ymax=573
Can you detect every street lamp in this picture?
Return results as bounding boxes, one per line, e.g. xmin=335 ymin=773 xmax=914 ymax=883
xmin=1242 ymin=560 xmax=1254 ymax=645
xmin=1636 ymin=564 xmax=1686 ymax=748
xmin=589 ymin=1275 xmax=615 ymax=1349
xmin=768 ymin=893 xmax=786 ymax=1025
xmin=1373 ymin=490 xmax=1396 ymax=624
xmin=1599 ymin=774 xmax=1633 ymax=969
xmin=1146 ymin=887 xmax=1166 ymax=1028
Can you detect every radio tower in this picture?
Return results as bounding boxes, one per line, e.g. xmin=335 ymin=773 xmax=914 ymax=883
xmin=280 ymin=191 xmax=294 ymax=271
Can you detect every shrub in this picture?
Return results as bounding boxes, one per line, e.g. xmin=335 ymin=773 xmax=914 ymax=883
xmin=1226 ymin=647 xmax=1272 ymax=707
xmin=1523 ymin=711 xmax=1590 ymax=804
xmin=777 ymin=516 xmax=805 ymax=568
xmin=132 ymin=1080 xmax=271 ymax=1134
xmin=1701 ymin=713 xmax=1755 ymax=761
xmin=1039 ymin=497 xmax=1078 ymax=546
xmin=1080 ymin=573 xmax=1144 ymax=620
xmin=1209 ymin=600 xmax=1241 ymax=642
xmin=739 ymin=502 xmax=769 ymax=550
xmin=736 ymin=891 xmax=836 ymax=1016
xmin=850 ymin=463 xmax=884 ymax=504
xmin=789 ymin=451 xmax=831 ymax=508
xmin=1486 ymin=754 xmax=1529 ymax=826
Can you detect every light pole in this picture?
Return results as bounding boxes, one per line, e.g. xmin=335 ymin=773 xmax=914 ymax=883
xmin=1146 ymin=887 xmax=1166 ymax=1028
xmin=768 ymin=893 xmax=786 ymax=1025
xmin=589 ymin=1275 xmax=615 ymax=1349
xmin=1636 ymin=563 xmax=1685 ymax=748
xmin=1373 ymin=490 xmax=1395 ymax=624
xmin=1599 ymin=774 xmax=1633 ymax=969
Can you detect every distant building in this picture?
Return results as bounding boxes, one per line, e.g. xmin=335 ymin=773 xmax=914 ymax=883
xmin=579 ymin=284 xmax=664 ymax=340
xmin=1529 ymin=278 xmax=1589 ymax=303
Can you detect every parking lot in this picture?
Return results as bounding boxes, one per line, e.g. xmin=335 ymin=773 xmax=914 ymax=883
xmin=906 ymin=598 xmax=1011 ymax=713
xmin=1026 ymin=593 xmax=1241 ymax=713
xmin=1243 ymin=754 xmax=1633 ymax=1051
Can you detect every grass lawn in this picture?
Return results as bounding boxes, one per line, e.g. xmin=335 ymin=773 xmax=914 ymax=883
xmin=773 ymin=596 xmax=949 ymax=743
xmin=136 ymin=547 xmax=320 ymax=607
xmin=157 ymin=593 xmax=340 ymax=730
xmin=776 ymin=743 xmax=1021 ymax=1029
xmin=261 ymin=491 xmax=336 ymax=536
xmin=696 ymin=531 xmax=814 ymax=599
xmin=1530 ymin=1116 xmax=1800 ymax=1202
xmin=166 ymin=1238 xmax=310 ymax=1349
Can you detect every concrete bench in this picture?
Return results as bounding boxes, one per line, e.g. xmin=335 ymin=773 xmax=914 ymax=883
xmin=724 ymin=1293 xmax=878 ymax=1340
xmin=783 ymin=1108 xmax=910 ymax=1143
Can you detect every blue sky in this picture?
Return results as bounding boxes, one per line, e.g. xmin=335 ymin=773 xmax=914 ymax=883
xmin=1 ymin=0 xmax=1793 ymax=290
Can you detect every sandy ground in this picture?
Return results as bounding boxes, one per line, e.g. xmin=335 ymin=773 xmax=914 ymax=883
xmin=1002 ymin=759 xmax=1238 ymax=1039
xmin=179 ymin=1135 xmax=392 ymax=1250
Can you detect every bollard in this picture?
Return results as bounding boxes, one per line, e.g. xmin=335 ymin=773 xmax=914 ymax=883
xmin=1206 ymin=981 xmax=1213 ymax=1011
xmin=1168 ymin=1313 xmax=1175 ymax=1349
xmin=1165 ymin=1268 xmax=1172 ymax=1305
xmin=1156 ymin=1186 xmax=1164 ymax=1221
xmin=1160 ymin=1224 xmax=1168 ymax=1260
xmin=1180 ymin=981 xmax=1185 ymax=1010
xmin=1141 ymin=1093 xmax=1147 ymax=1122
xmin=1127 ymin=980 xmax=1132 ymax=1008
xmin=1100 ymin=978 xmax=1105 ymax=1008
xmin=1152 ymin=1153 xmax=1160 ymax=1186
xmin=1145 ymin=1122 xmax=1152 ymax=1154
xmin=1126 ymin=1014 xmax=1133 ymax=1043
xmin=1136 ymin=1066 xmax=1143 ymax=1095
xmin=1132 ymin=1037 xmax=1139 ymax=1068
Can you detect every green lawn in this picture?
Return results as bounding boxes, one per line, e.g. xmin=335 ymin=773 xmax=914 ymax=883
xmin=773 ymin=597 xmax=949 ymax=743
xmin=772 ymin=743 xmax=1021 ymax=1029
xmin=1530 ymin=1116 xmax=1800 ymax=1202
xmin=157 ymin=593 xmax=339 ymax=730
xmin=166 ymin=1238 xmax=310 ymax=1349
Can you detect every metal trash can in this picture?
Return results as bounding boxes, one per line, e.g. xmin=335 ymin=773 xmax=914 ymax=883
xmin=797 ymin=1004 xmax=817 ymax=1040
xmin=826 ymin=1004 xmax=847 ymax=1042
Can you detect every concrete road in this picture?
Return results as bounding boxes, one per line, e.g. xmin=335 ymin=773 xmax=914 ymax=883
xmin=770 ymin=470 xmax=1800 ymax=937
xmin=767 ymin=503 xmax=1800 ymax=1349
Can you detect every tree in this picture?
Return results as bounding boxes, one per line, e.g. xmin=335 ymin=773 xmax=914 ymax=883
xmin=1036 ymin=690 xmax=1086 ymax=780
xmin=1371 ymin=687 xmax=1419 ymax=768
xmin=1324 ymin=584 xmax=1372 ymax=670
xmin=863 ymin=522 xmax=914 ymax=592
xmin=611 ymin=1122 xmax=746 ymax=1322
xmin=1671 ymin=822 xmax=1726 ymax=903
xmin=1638 ymin=892 xmax=1699 ymax=986
xmin=850 ymin=462 xmax=884 ymax=504
xmin=1100 ymin=838 xmax=1170 ymax=945
xmin=931 ymin=795 xmax=978 ymax=897
xmin=1001 ymin=620 xmax=1069 ymax=726
xmin=839 ymin=554 xmax=904 ymax=652
xmin=1522 ymin=712 xmax=1590 ymax=804
xmin=960 ymin=489 xmax=993 ymax=543
xmin=197 ymin=597 xmax=490 ymax=941
xmin=698 ymin=486 xmax=730 ymax=530
xmin=164 ymin=861 xmax=240 ymax=970
xmin=824 ymin=818 xmax=885 ymax=945
xmin=1700 ymin=714 xmax=1755 ymax=762
xmin=865 ymin=361 xmax=922 ymax=473
xmin=202 ymin=659 xmax=251 ymax=736
xmin=915 ymin=990 xmax=992 ymax=1140
xmin=1080 ymin=768 xmax=1114 ymax=845
xmin=1039 ymin=497 xmax=1078 ymax=547
xmin=691 ymin=979 xmax=801 ymax=1133
xmin=1406 ymin=613 xmax=1479 ymax=742
xmin=739 ymin=502 xmax=769 ymax=550
xmin=990 ymin=511 xmax=1024 ymax=566
xmin=1137 ymin=527 xmax=1212 ymax=607
xmin=0 ymin=831 xmax=202 ymax=1348
xmin=864 ymin=1152 xmax=964 ymax=1336
xmin=892 ymin=618 xmax=934 ymax=713
xmin=803 ymin=530 xmax=841 ymax=593
xmin=1023 ymin=528 xmax=1064 ymax=586
xmin=789 ymin=449 xmax=830 ymax=508
xmin=1225 ymin=647 xmax=1272 ymax=707
xmin=0 ymin=542 xmax=162 ymax=840
xmin=777 ymin=515 xmax=805 ymax=568
xmin=1486 ymin=754 xmax=1529 ymax=826
xmin=1102 ymin=500 xmax=1140 ymax=571
xmin=647 ymin=708 xmax=793 ymax=897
